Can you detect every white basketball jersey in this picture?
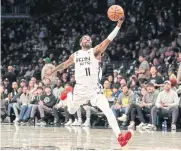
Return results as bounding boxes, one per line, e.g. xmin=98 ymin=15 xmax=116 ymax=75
xmin=74 ymin=48 xmax=101 ymax=86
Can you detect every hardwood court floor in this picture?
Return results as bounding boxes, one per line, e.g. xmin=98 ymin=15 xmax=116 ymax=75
xmin=1 ymin=124 xmax=181 ymax=150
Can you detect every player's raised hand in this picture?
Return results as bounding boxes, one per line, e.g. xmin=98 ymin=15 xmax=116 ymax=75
xmin=117 ymin=16 xmax=125 ymax=27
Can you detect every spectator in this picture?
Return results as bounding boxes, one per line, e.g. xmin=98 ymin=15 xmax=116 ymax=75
xmin=17 ymin=86 xmax=32 ymax=125
xmin=107 ymin=75 xmax=114 ymax=88
xmin=30 ymin=77 xmax=38 ymax=88
xmin=41 ymin=57 xmax=56 ymax=85
xmin=113 ymin=70 xmax=119 ymax=83
xmin=12 ymin=87 xmax=22 ymax=123
xmin=33 ymin=66 xmax=41 ymax=81
xmin=28 ymin=86 xmax=43 ymax=125
xmin=103 ymin=80 xmax=112 ymax=99
xmin=18 ymin=65 xmax=26 ymax=79
xmin=108 ymin=84 xmax=121 ymax=103
xmin=135 ymin=55 xmax=150 ymax=84
xmin=111 ymin=84 xmax=135 ymax=118
xmin=151 ymin=80 xmax=179 ymax=131
xmin=3 ymin=78 xmax=12 ymax=96
xmin=3 ymin=66 xmax=16 ymax=84
xmin=148 ymin=66 xmax=164 ymax=88
xmin=0 ymin=85 xmax=9 ymax=122
xmin=53 ymin=80 xmax=64 ymax=100
xmin=28 ymin=80 xmax=37 ymax=95
xmin=177 ymin=52 xmax=181 ymax=83
xmin=36 ymin=86 xmax=56 ymax=126
xmin=8 ymin=82 xmax=19 ymax=118
xmin=81 ymin=103 xmax=98 ymax=127
xmin=19 ymin=79 xmax=26 ymax=88
xmin=120 ymin=78 xmax=127 ymax=88
xmin=24 ymin=65 xmax=35 ymax=80
xmin=118 ymin=85 xmax=149 ymax=129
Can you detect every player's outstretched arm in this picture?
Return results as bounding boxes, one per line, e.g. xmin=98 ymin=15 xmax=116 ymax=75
xmin=93 ymin=18 xmax=124 ymax=55
xmin=52 ymin=54 xmax=74 ymax=74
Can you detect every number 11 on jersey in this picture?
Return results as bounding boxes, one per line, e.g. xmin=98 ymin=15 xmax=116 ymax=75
xmin=85 ymin=67 xmax=91 ymax=76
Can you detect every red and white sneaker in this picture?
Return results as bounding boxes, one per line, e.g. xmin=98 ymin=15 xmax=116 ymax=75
xmin=117 ymin=131 xmax=132 ymax=147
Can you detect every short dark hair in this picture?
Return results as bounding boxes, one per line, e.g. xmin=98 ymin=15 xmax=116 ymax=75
xmin=45 ymin=86 xmax=51 ymax=89
xmin=112 ymin=84 xmax=120 ymax=89
xmin=37 ymin=86 xmax=43 ymax=90
xmin=146 ymin=83 xmax=155 ymax=87
xmin=121 ymin=84 xmax=127 ymax=89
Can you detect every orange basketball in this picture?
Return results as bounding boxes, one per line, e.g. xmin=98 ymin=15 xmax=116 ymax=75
xmin=107 ymin=5 xmax=124 ymax=21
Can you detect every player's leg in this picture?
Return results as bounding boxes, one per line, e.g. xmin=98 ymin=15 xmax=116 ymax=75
xmin=66 ymin=93 xmax=81 ymax=115
xmin=92 ymin=94 xmax=132 ymax=147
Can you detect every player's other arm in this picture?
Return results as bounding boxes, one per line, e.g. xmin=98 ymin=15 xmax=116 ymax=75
xmin=93 ymin=18 xmax=124 ymax=55
xmin=52 ymin=54 xmax=74 ymax=74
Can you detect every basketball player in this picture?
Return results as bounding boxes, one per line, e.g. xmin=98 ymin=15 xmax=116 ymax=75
xmin=47 ymin=18 xmax=132 ymax=147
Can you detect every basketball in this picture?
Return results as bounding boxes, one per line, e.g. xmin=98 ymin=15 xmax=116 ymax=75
xmin=107 ymin=5 xmax=124 ymax=21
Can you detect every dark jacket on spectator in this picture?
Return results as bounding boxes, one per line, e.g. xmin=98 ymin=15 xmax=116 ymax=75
xmin=31 ymin=95 xmax=41 ymax=105
xmin=41 ymin=94 xmax=56 ymax=108
xmin=3 ymin=72 xmax=16 ymax=84
xmin=9 ymin=90 xmax=19 ymax=103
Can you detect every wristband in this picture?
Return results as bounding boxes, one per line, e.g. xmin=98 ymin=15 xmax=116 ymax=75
xmin=107 ymin=26 xmax=120 ymax=41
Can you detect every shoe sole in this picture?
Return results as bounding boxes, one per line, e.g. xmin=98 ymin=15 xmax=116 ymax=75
xmin=117 ymin=118 xmax=127 ymax=122
xmin=118 ymin=131 xmax=132 ymax=147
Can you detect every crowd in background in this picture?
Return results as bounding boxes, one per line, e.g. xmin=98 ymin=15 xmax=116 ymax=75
xmin=1 ymin=0 xmax=181 ymax=130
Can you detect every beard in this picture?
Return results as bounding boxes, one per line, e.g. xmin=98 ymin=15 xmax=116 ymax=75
xmin=84 ymin=43 xmax=92 ymax=49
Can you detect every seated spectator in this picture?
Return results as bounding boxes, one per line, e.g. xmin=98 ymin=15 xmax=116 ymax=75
xmin=0 ymin=85 xmax=9 ymax=122
xmin=111 ymin=84 xmax=134 ymax=119
xmin=38 ymin=81 xmax=45 ymax=88
xmin=118 ymin=83 xmax=159 ymax=129
xmin=176 ymin=52 xmax=181 ymax=84
xmin=28 ymin=86 xmax=43 ymax=125
xmin=81 ymin=103 xmax=98 ymax=127
xmin=17 ymin=86 xmax=32 ymax=125
xmin=107 ymin=75 xmax=114 ymax=89
xmin=103 ymin=80 xmax=112 ymax=99
xmin=53 ymin=80 xmax=64 ymax=100
xmin=30 ymin=77 xmax=38 ymax=88
xmin=115 ymin=75 xmax=123 ymax=86
xmin=148 ymin=66 xmax=164 ymax=89
xmin=12 ymin=87 xmax=22 ymax=123
xmin=108 ymin=84 xmax=121 ymax=103
xmin=36 ymin=86 xmax=56 ymax=126
xmin=151 ymin=80 xmax=179 ymax=131
xmin=28 ymin=80 xmax=37 ymax=95
xmin=8 ymin=82 xmax=18 ymax=116
xmin=53 ymin=83 xmax=82 ymax=126
xmin=120 ymin=78 xmax=127 ymax=88
xmin=19 ymin=79 xmax=26 ymax=88
xmin=3 ymin=78 xmax=12 ymax=98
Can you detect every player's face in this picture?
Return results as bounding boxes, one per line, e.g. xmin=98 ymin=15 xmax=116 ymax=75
xmin=80 ymin=36 xmax=92 ymax=49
